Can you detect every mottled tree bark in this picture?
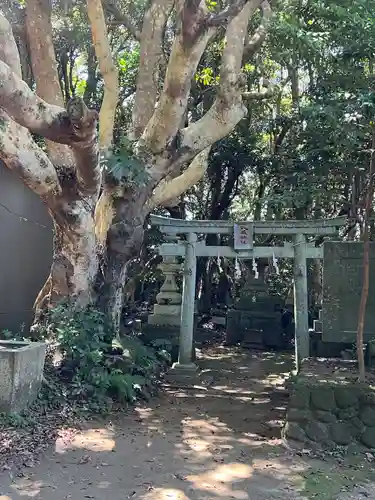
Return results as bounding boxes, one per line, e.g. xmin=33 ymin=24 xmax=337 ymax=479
xmin=0 ymin=11 xmax=100 ymax=316
xmin=0 ymin=0 xmax=272 ymax=333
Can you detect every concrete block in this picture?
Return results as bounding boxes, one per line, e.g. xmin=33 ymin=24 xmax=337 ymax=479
xmin=0 ymin=340 xmax=46 ymax=413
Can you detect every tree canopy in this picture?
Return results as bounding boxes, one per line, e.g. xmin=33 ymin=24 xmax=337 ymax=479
xmin=0 ymin=0 xmax=374 ymax=328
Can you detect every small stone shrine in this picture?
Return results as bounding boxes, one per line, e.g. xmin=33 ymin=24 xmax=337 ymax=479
xmin=226 ymin=261 xmax=284 ymax=349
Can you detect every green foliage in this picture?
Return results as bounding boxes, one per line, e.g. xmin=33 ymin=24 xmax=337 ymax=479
xmin=195 ymin=67 xmax=219 ymax=86
xmin=1 ymin=324 xmax=26 ymax=341
xmin=103 ymin=135 xmax=149 ymax=187
xmin=205 ymin=0 xmax=217 ymax=12
xmin=36 ymin=304 xmax=170 ymax=412
xmin=0 ymin=412 xmax=28 ymax=428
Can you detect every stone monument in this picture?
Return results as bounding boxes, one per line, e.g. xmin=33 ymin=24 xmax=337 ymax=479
xmin=322 ymin=242 xmax=375 ymax=344
xmin=226 ymin=261 xmax=284 ymax=349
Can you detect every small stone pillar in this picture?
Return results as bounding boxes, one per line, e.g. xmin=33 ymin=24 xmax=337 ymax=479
xmin=148 ymin=235 xmax=182 ymax=326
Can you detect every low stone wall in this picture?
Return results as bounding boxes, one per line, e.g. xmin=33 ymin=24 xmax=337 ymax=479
xmin=283 ymin=359 xmax=375 ymax=449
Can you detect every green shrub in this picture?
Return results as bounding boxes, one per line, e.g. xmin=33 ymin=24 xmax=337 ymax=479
xmin=36 ymin=303 xmax=171 ymax=411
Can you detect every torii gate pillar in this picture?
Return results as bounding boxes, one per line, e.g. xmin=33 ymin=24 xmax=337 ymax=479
xmin=165 ymin=232 xmax=198 ymax=384
xmin=293 ymin=233 xmax=309 ymax=369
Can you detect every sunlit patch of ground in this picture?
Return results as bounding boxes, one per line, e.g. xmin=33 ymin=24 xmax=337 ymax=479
xmin=2 ymin=347 xmax=375 ymax=500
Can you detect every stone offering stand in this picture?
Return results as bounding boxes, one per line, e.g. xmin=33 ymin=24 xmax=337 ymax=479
xmin=283 ymin=358 xmax=375 ymax=449
xmin=0 ymin=340 xmax=46 ymax=413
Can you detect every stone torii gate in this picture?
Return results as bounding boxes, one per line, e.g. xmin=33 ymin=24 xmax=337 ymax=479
xmin=150 ymin=215 xmax=346 ymax=378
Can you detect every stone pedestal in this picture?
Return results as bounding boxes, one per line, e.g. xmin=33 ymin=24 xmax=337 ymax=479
xmin=164 ymin=362 xmax=199 ymax=386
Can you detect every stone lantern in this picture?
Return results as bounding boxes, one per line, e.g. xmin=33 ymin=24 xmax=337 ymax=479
xmin=148 ymin=236 xmax=182 ymax=327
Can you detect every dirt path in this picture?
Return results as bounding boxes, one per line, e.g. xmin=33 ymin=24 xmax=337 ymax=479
xmin=1 ymin=347 xmax=375 ymax=500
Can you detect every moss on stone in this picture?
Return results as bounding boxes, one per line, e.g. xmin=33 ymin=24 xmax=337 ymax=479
xmin=330 ymin=421 xmax=352 ymax=445
xmin=360 ymin=391 xmax=375 ymax=405
xmin=360 ymin=406 xmax=375 ymax=426
xmin=314 ymin=410 xmax=337 ymax=423
xmin=305 ymin=420 xmax=329 ymax=443
xmin=361 ymin=427 xmax=375 ymax=448
xmin=351 ymin=416 xmax=365 ymax=430
xmin=302 ymin=465 xmax=375 ymax=500
xmin=288 ymin=408 xmax=312 ymax=422
xmin=283 ymin=421 xmax=306 ymax=441
xmin=348 ymin=417 xmax=365 ymax=438
xmin=337 ymin=406 xmax=359 ymax=420
xmin=335 ymin=387 xmax=359 ymax=409
xmin=289 ymin=386 xmax=310 ymax=409
xmin=311 ymin=387 xmax=336 ymax=412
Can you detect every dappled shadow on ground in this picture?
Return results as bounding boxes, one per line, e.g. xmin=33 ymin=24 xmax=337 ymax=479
xmin=2 ymin=347 xmax=371 ymax=500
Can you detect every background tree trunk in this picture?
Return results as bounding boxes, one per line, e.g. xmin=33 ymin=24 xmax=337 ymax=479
xmin=356 ymin=124 xmax=375 ymax=382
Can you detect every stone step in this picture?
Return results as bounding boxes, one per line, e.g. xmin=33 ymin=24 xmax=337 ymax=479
xmin=242 ymin=329 xmax=264 ymax=349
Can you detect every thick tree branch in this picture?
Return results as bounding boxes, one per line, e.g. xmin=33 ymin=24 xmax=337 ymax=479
xmin=129 ymin=0 xmax=175 ymax=140
xmin=148 ymin=147 xmax=211 ymax=209
xmin=87 ymin=0 xmax=119 ymax=153
xmin=207 ymin=0 xmax=261 ymax=27
xmin=0 ymin=112 xmax=61 ymax=198
xmin=26 ymin=0 xmax=73 ymax=167
xmin=0 ymin=14 xmax=22 ymax=77
xmin=0 ymin=12 xmax=61 ymax=199
xmin=176 ymin=1 xmax=256 ymax=161
xmin=0 ymin=60 xmax=98 ymax=147
xmin=67 ymin=98 xmax=100 ymax=196
xmin=181 ymin=0 xmax=207 ymax=45
xmin=103 ymin=0 xmax=141 ymax=40
xmin=243 ymin=0 xmax=271 ymax=61
xmin=141 ymin=5 xmax=214 ymax=154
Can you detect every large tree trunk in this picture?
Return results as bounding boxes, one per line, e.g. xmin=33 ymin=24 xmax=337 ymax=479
xmin=0 ymin=0 xmax=272 ymax=333
xmin=35 ymin=205 xmax=98 ymax=310
xmin=98 ymin=191 xmax=151 ymax=326
xmin=24 ymin=0 xmax=101 ymax=313
xmin=0 ymin=11 xmax=100 ymax=316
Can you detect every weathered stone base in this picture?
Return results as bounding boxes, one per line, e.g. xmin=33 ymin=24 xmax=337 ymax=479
xmin=147 ymin=304 xmax=181 ymax=326
xmin=283 ymin=358 xmax=375 ymax=449
xmin=309 ymin=331 xmax=352 ymax=358
xmin=141 ymin=324 xmax=197 ymax=363
xmin=164 ymin=363 xmax=200 ymax=387
xmin=0 ymin=340 xmax=46 ymax=413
